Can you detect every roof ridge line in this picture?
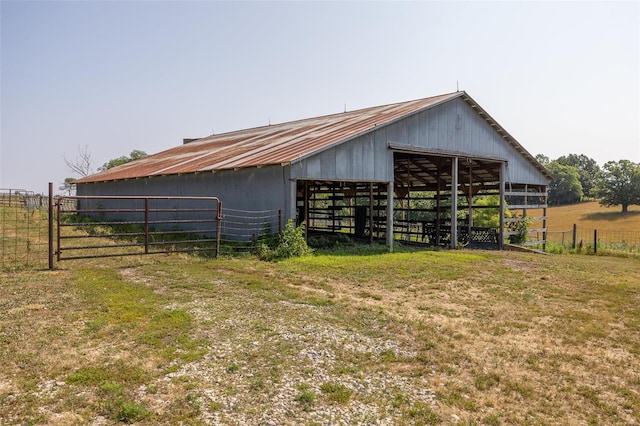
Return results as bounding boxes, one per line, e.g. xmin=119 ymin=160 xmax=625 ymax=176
xmin=190 ymin=92 xmax=464 ymax=142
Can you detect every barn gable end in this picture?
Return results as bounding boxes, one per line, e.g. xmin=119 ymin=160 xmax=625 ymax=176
xmin=290 ymin=96 xmax=548 ymax=186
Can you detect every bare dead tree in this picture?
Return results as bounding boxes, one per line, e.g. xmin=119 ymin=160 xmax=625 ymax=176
xmin=64 ymin=145 xmax=93 ymax=177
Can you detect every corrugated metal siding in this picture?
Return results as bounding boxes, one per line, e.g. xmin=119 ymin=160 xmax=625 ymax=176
xmin=291 ymin=126 xmax=392 ymax=182
xmin=77 ymin=165 xmax=290 ymax=221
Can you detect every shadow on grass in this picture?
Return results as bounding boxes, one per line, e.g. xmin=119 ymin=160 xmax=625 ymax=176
xmin=582 ymin=210 xmax=640 ymax=221
xmin=311 ymin=242 xmax=436 ymax=257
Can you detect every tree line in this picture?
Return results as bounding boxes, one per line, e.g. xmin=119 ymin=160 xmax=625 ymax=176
xmin=535 ymin=154 xmax=640 ymax=213
xmin=60 ymin=146 xmax=148 ymax=194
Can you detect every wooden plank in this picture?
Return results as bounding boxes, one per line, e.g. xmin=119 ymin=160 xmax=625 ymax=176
xmin=523 ymin=240 xmax=545 ymax=247
xmin=505 ymin=191 xmax=548 ymax=197
xmin=526 ymin=228 xmax=547 ymax=233
xmin=504 ymin=228 xmax=546 ymax=236
xmin=504 ymin=217 xmax=546 ymax=223
xmin=507 ymin=204 xmax=548 ymax=209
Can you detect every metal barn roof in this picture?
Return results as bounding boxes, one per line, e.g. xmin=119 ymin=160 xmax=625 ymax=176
xmin=75 ymin=92 xmax=550 ymax=183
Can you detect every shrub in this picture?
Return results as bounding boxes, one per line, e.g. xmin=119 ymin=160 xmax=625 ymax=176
xmin=507 ymin=216 xmax=533 ymax=245
xmin=257 ymin=220 xmax=312 ymax=260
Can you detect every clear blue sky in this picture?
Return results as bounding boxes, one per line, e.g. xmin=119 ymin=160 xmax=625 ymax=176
xmin=1 ymin=1 xmax=638 ymax=194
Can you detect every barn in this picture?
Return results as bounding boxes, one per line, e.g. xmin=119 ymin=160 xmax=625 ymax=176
xmin=75 ymin=91 xmax=551 ymax=250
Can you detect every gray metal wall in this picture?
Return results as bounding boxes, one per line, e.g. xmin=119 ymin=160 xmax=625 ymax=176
xmin=77 ymin=165 xmax=291 ymax=230
xmin=289 ymin=129 xmax=392 ymax=182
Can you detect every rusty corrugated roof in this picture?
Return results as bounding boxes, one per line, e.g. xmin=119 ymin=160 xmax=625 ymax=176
xmin=75 ymin=92 xmax=550 ymax=183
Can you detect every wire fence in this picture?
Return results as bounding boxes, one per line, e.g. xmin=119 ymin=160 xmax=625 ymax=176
xmin=55 ymin=195 xmax=222 ymax=261
xmin=1 ymin=186 xmax=283 ymax=269
xmin=3 ymin=184 xmax=639 ymax=269
xmin=1 ymin=189 xmax=50 ymax=270
xmin=546 ymin=227 xmax=640 ymax=255
xmin=218 ymin=208 xmax=281 ymax=256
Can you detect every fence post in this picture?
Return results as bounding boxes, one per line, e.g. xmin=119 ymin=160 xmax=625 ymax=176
xmin=48 ymin=182 xmax=54 ymax=270
xmin=278 ymin=209 xmax=282 ymax=233
xmin=144 ymin=199 xmax=149 ymax=254
xmin=56 ymin=196 xmax=62 ymax=262
xmin=572 ymin=224 xmax=577 ymax=249
xmin=215 ymin=199 xmax=222 ymax=258
xmin=594 ymin=229 xmax=597 ymax=254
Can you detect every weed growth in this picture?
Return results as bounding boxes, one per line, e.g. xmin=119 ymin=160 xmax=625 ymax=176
xmin=320 ymin=382 xmax=353 ymax=404
xmin=257 ymin=219 xmax=312 ymax=260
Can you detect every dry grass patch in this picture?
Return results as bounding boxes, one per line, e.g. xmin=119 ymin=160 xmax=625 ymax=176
xmin=1 ymin=249 xmax=639 ymax=424
xmin=545 ymin=201 xmax=640 ymax=233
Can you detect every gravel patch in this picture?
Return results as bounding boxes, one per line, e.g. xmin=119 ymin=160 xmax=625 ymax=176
xmin=144 ymin=299 xmax=437 ymax=424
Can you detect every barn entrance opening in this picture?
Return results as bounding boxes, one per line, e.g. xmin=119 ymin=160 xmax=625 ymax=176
xmin=294 ymin=151 xmax=506 ymax=249
xmin=295 ymin=180 xmax=389 ymax=245
xmin=391 ymin=151 xmax=503 ymax=249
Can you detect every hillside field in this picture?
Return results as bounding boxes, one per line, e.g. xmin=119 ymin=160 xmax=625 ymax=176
xmin=1 ymin=246 xmax=639 ymax=425
xmin=544 ymin=201 xmax=640 ymax=234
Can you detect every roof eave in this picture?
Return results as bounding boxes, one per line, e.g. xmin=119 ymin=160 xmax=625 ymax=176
xmin=460 ymin=93 xmax=553 ymax=182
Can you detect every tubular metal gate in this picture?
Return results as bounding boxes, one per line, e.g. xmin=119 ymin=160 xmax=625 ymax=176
xmin=55 ymin=196 xmax=222 ymax=261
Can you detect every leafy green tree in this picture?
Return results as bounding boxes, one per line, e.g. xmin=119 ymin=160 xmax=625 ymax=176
xmin=98 ymin=150 xmax=148 ymax=172
xmin=472 ymin=195 xmax=502 ymax=228
xmin=596 ymin=160 xmax=640 ymax=213
xmin=535 ymin=154 xmax=551 ymax=167
xmin=547 ymin=161 xmax=583 ymax=205
xmin=555 ymin=154 xmax=600 ymax=198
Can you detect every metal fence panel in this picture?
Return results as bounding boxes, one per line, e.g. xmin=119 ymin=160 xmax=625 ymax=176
xmin=1 ymin=189 xmax=50 ymax=270
xmin=55 ymin=195 xmax=222 ymax=261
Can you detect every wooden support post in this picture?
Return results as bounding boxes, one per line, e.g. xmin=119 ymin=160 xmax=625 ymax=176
xmin=523 ymin=184 xmax=528 ymax=218
xmin=289 ymin=179 xmax=297 ymax=231
xmin=572 ymin=223 xmax=577 ymax=249
xmin=499 ymin=162 xmax=506 ymax=250
xmin=369 ymin=182 xmax=374 ymax=245
xmin=407 ymin=184 xmax=412 ymax=242
xmin=436 ymin=166 xmax=441 ymax=246
xmin=450 ymin=157 xmax=458 ymax=249
xmin=468 ymin=164 xmax=473 ymax=245
xmin=304 ymin=181 xmax=309 ymax=241
xmin=387 ymin=181 xmax=394 ymax=252
xmin=542 ymin=185 xmax=547 ymax=251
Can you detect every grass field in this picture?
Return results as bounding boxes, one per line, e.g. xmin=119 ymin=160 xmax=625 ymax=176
xmin=523 ymin=201 xmax=640 ymax=256
xmin=545 ymin=201 xmax=640 ymax=234
xmin=1 ymin=246 xmax=639 ymax=425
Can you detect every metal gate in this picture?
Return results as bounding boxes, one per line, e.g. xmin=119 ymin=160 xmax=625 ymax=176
xmin=55 ymin=196 xmax=222 ymax=261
